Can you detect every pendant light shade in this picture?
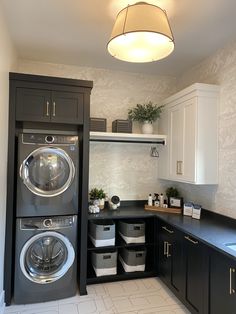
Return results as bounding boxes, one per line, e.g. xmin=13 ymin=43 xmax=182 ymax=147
xmin=107 ymin=2 xmax=174 ymax=63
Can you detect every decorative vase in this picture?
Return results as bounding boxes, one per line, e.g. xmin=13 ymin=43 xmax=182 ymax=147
xmin=142 ymin=121 xmax=153 ymax=134
xmin=99 ymin=198 xmax=105 ymax=210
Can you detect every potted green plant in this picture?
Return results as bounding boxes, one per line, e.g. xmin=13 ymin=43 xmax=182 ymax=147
xmin=128 ymin=101 xmax=164 ymax=134
xmin=89 ymin=188 xmax=106 ymax=209
xmin=166 ymin=187 xmax=183 ymax=208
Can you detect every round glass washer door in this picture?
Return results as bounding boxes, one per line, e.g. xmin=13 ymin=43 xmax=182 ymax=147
xmin=20 ymin=231 xmax=75 ymax=284
xmin=20 ymin=147 xmax=75 ymax=197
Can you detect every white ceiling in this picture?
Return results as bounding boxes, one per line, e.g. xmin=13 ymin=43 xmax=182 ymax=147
xmin=1 ymin=0 xmax=236 ymax=76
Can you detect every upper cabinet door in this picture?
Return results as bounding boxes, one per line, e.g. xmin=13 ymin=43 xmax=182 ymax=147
xmin=169 ymin=103 xmax=184 ymax=181
xmin=16 ymin=88 xmax=51 ymax=122
xmin=51 ymin=91 xmax=84 ymax=124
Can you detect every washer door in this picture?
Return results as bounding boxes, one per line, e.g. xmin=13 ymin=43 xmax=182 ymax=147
xmin=20 ymin=231 xmax=75 ymax=284
xmin=20 ymin=147 xmax=75 ymax=197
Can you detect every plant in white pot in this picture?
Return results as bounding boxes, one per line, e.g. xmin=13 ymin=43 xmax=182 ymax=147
xmin=128 ymin=102 xmax=164 ymax=134
xmin=89 ymin=188 xmax=106 ymax=209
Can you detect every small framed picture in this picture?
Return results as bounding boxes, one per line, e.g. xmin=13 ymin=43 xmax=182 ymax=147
xmin=168 ymin=197 xmax=183 ymax=208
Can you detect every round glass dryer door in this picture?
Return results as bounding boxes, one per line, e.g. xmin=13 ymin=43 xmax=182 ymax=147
xmin=20 ymin=147 xmax=75 ymax=197
xmin=20 ymin=231 xmax=75 ymax=284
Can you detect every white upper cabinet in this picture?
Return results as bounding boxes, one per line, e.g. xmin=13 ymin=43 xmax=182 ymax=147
xmin=158 ymin=83 xmax=220 ymax=184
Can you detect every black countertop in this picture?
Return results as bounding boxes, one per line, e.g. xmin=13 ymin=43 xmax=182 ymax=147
xmin=88 ymin=205 xmax=236 ymax=261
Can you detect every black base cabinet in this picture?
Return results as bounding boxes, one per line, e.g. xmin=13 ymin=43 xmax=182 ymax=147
xmin=183 ymin=234 xmax=209 ymax=314
xmin=158 ymin=219 xmax=209 ymax=314
xmin=209 ymin=249 xmax=236 ymax=314
xmin=158 ymin=220 xmax=184 ymax=299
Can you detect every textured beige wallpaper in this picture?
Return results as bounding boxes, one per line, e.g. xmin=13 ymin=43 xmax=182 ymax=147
xmin=168 ymin=40 xmax=236 ymax=218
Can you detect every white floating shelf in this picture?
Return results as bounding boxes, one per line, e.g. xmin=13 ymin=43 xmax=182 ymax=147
xmin=90 ymin=131 xmax=167 ymax=145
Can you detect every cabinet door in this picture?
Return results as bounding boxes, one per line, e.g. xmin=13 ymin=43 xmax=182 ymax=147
xmin=184 ymin=235 xmax=208 ymax=314
xmin=171 ymin=228 xmax=184 ymax=296
xmin=209 ymin=250 xmax=236 ymax=314
xmin=158 ymin=222 xmax=184 ymax=296
xmin=182 ymin=98 xmax=196 ymax=182
xmin=169 ymin=99 xmax=196 ymax=182
xmin=16 ymin=88 xmax=51 ymax=122
xmin=51 ymin=91 xmax=84 ymax=124
xmin=158 ymin=225 xmax=172 ymax=285
xmin=169 ymin=103 xmax=183 ymax=180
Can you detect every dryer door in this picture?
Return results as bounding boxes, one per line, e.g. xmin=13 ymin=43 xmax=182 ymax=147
xmin=20 ymin=231 xmax=75 ymax=284
xmin=20 ymin=147 xmax=75 ymax=197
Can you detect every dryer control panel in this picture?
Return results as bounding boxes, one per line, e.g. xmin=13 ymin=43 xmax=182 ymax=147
xmin=22 ymin=133 xmax=78 ymax=145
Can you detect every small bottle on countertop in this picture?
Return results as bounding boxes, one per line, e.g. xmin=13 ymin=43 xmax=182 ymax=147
xmin=159 ymin=193 xmax=164 ymax=207
xmin=148 ymin=194 xmax=153 ymax=206
xmin=163 ymin=199 xmax=168 ymax=208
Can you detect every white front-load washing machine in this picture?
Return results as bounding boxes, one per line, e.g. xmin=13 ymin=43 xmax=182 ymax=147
xmin=17 ymin=133 xmax=79 ymax=217
xmin=14 ymin=215 xmax=77 ymax=304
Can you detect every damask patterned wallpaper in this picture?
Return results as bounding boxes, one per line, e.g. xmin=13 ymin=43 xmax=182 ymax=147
xmin=17 ymin=60 xmax=176 ymax=200
xmin=168 ymin=40 xmax=236 ymax=218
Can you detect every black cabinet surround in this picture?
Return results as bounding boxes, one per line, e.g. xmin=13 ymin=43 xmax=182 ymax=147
xmin=4 ymin=73 xmax=93 ymax=305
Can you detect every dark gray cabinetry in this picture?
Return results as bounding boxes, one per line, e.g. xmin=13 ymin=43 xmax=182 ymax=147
xmin=209 ymin=250 xmax=236 ymax=314
xmin=158 ymin=220 xmax=208 ymax=314
xmin=16 ymin=88 xmax=84 ymax=124
xmin=5 ymin=73 xmax=93 ymax=305
xmin=51 ymin=91 xmax=83 ymax=124
xmin=16 ymin=88 xmax=51 ymax=122
xmin=183 ymin=234 xmax=208 ymax=314
xmin=158 ymin=221 xmax=184 ymax=298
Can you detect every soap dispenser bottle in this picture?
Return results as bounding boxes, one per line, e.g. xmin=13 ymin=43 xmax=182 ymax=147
xmin=148 ymin=194 xmax=153 ymax=206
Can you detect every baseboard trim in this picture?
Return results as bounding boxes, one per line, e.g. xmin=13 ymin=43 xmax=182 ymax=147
xmin=0 ymin=291 xmax=5 ymax=314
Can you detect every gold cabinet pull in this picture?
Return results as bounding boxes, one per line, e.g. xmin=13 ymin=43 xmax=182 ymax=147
xmin=184 ymin=235 xmax=198 ymax=244
xmin=52 ymin=101 xmax=56 ymax=116
xmin=162 ymin=226 xmax=174 ymax=234
xmin=176 ymin=160 xmax=183 ymax=175
xmin=163 ymin=241 xmax=168 ymax=256
xmin=46 ymin=101 xmax=50 ymax=116
xmin=230 ymin=268 xmax=236 ymax=295
xmin=167 ymin=242 xmax=171 ymax=258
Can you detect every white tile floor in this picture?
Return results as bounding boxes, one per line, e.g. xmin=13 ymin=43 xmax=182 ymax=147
xmin=4 ymin=278 xmax=189 ymax=314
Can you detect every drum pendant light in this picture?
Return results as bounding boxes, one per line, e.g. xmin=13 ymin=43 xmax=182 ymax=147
xmin=107 ymin=2 xmax=174 ymax=63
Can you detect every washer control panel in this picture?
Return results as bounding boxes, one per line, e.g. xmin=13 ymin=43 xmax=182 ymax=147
xmin=20 ymin=216 xmax=74 ymax=230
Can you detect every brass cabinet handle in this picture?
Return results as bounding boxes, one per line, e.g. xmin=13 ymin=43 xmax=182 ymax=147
xmin=52 ymin=101 xmax=56 ymax=117
xmin=230 ymin=268 xmax=235 ymax=295
xmin=184 ymin=235 xmax=198 ymax=245
xmin=167 ymin=242 xmax=171 ymax=258
xmin=46 ymin=101 xmax=50 ymax=116
xmin=176 ymin=160 xmax=183 ymax=175
xmin=164 ymin=241 xmax=168 ymax=256
xmin=162 ymin=226 xmax=174 ymax=234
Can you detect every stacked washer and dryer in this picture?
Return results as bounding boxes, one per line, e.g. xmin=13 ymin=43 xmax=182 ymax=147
xmin=14 ymin=133 xmax=79 ymax=304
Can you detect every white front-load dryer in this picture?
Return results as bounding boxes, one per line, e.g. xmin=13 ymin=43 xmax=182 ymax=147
xmin=17 ymin=133 xmax=79 ymax=217
xmin=14 ymin=215 xmax=77 ymax=304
